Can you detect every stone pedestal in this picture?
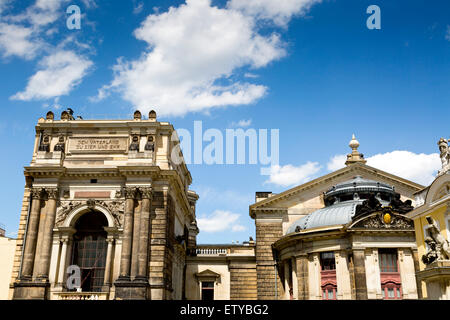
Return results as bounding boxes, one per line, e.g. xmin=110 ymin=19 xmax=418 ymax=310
xmin=114 ymin=280 xmax=149 ymax=300
xmin=12 ymin=280 xmax=49 ymax=300
xmin=416 ymin=260 xmax=450 ymax=300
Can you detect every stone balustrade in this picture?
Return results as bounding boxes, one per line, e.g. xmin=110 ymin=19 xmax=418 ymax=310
xmin=56 ymin=292 xmax=109 ymax=300
xmin=196 ymin=248 xmax=228 ymax=255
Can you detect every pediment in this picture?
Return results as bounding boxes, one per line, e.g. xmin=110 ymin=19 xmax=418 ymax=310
xmin=195 ymin=269 xmax=221 ymax=279
xmin=426 ymin=173 xmax=450 ymax=204
xmin=347 ymin=210 xmax=414 ymax=230
xmin=250 ymin=163 xmax=424 ymax=216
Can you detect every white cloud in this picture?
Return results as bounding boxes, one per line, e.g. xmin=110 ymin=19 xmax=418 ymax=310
xmin=326 ymin=151 xmax=441 ymax=186
xmin=228 ymin=0 xmax=321 ymax=27
xmin=366 ymin=151 xmax=440 ymax=186
xmin=0 ymin=22 xmax=41 ymax=59
xmin=9 ymin=0 xmax=69 ymax=29
xmin=197 ymin=210 xmax=246 ymax=233
xmin=96 ymin=0 xmax=292 ymax=116
xmin=0 ymin=0 xmax=69 ymax=59
xmin=327 ymin=154 xmax=347 ymax=171
xmin=81 ymin=0 xmax=98 ymax=9
xmin=11 ymin=50 xmax=93 ymax=101
xmin=231 ymin=119 xmax=252 ymax=127
xmin=265 ymin=162 xmax=321 ymax=187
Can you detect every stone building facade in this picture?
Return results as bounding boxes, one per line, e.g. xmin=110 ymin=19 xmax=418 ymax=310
xmin=407 ymin=137 xmax=450 ymax=299
xmin=7 ymin=113 xmax=432 ymax=300
xmin=247 ymin=135 xmax=424 ymax=300
xmin=10 ymin=110 xmax=199 ymax=300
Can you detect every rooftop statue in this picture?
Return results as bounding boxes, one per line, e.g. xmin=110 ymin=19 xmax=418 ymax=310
xmin=438 ymin=137 xmax=450 ymax=175
xmin=388 ymin=193 xmax=414 ymax=214
xmin=355 ymin=193 xmax=382 ymax=217
xmin=422 ymin=216 xmax=450 ymax=265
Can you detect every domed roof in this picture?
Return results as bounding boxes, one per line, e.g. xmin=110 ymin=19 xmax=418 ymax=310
xmin=286 ymin=200 xmax=363 ymax=234
xmin=324 ymin=175 xmax=395 ymax=201
xmin=285 ymin=176 xmax=394 ymax=235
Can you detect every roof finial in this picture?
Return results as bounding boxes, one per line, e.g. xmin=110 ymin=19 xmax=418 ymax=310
xmin=345 ymin=134 xmax=367 ymax=166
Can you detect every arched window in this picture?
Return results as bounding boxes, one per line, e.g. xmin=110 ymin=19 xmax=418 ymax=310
xmin=71 ymin=211 xmax=108 ymax=292
xmin=320 ymin=252 xmax=337 ymax=300
xmin=378 ymin=249 xmax=402 ymax=300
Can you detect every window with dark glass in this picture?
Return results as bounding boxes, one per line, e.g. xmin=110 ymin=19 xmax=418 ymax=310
xmin=320 ymin=252 xmax=337 ymax=300
xmin=201 ymin=281 xmax=214 ymax=300
xmin=320 ymin=252 xmax=336 ymax=270
xmin=378 ymin=249 xmax=402 ymax=300
xmin=71 ymin=211 xmax=108 ymax=292
xmin=379 ymin=249 xmax=398 ymax=273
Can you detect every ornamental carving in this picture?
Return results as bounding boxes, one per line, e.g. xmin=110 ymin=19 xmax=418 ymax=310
xmin=438 ymin=137 xmax=450 ymax=176
xmin=96 ymin=200 xmax=125 ymax=227
xmin=31 ymin=188 xmax=44 ymax=199
xmin=124 ymin=187 xmax=137 ymax=199
xmin=140 ymin=187 xmax=153 ymax=199
xmin=351 ymin=209 xmax=414 ymax=230
xmin=422 ymin=216 xmax=450 ymax=265
xmin=46 ymin=188 xmax=59 ymax=199
xmin=55 ymin=201 xmax=83 ymax=226
xmin=55 ymin=199 xmax=125 ymax=227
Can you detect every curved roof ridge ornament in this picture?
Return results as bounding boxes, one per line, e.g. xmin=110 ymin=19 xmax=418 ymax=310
xmin=345 ymin=134 xmax=367 ymax=166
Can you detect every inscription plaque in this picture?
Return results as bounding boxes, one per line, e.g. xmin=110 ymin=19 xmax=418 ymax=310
xmin=68 ymin=137 xmax=128 ymax=153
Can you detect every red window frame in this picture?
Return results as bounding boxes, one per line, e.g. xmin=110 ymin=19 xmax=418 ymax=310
xmin=321 ymin=284 xmax=338 ymax=300
xmin=320 ymin=252 xmax=337 ymax=300
xmin=378 ymin=249 xmax=402 ymax=300
xmin=381 ymin=282 xmax=402 ymax=300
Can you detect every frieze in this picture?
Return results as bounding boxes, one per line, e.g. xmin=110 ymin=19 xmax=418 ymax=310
xmin=68 ymin=137 xmax=128 ymax=153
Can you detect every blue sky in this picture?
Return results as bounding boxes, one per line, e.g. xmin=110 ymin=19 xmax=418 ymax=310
xmin=0 ymin=0 xmax=449 ymax=243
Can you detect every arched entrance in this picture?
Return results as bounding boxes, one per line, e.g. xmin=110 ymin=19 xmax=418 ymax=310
xmin=71 ymin=210 xmax=108 ymax=292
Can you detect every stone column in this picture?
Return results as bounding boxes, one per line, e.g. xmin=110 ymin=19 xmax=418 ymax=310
xmin=353 ymin=249 xmax=368 ymax=300
xmin=36 ymin=188 xmax=59 ymax=280
xmin=130 ymin=198 xmax=142 ymax=278
xmin=118 ymin=187 xmax=136 ymax=280
xmin=291 ymin=257 xmax=298 ymax=300
xmin=57 ymin=239 xmax=68 ymax=286
xmin=103 ymin=238 xmax=115 ymax=287
xmin=335 ymin=250 xmax=352 ymax=299
xmin=296 ymin=254 xmax=309 ymax=300
xmin=283 ymin=260 xmax=291 ymax=300
xmin=20 ymin=188 xmax=43 ymax=280
xmin=412 ymin=248 xmax=423 ymax=299
xmin=136 ymin=187 xmax=152 ymax=282
xmin=308 ymin=253 xmax=321 ymax=300
xmin=56 ymin=228 xmax=76 ymax=287
xmin=398 ymin=248 xmax=419 ymax=299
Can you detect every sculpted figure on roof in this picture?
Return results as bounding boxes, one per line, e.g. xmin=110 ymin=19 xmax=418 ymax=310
xmin=438 ymin=138 xmax=450 ymax=175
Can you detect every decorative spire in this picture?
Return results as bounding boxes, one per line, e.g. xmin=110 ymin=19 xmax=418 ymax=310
xmin=345 ymin=134 xmax=367 ymax=166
